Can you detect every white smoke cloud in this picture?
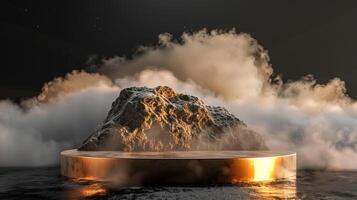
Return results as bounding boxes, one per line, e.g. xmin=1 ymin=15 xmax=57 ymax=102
xmin=1 ymin=29 xmax=357 ymax=170
xmin=100 ymin=29 xmax=275 ymax=100
xmin=0 ymin=72 xmax=119 ymax=166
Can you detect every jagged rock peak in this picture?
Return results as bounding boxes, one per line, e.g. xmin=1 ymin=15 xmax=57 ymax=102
xmin=79 ymin=86 xmax=267 ymax=151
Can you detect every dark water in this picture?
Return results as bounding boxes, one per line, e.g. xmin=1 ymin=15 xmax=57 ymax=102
xmin=0 ymin=167 xmax=357 ymax=200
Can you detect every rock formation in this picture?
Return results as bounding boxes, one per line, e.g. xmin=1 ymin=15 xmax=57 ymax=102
xmin=79 ymin=86 xmax=267 ymax=151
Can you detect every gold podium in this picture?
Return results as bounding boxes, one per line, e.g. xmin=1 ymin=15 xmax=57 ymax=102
xmin=61 ymin=150 xmax=296 ymax=185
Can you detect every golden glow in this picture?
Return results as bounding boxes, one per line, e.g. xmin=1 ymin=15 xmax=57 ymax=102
xmin=66 ymin=183 xmax=107 ymax=199
xmin=253 ymin=157 xmax=276 ymax=181
xmin=62 ymin=150 xmax=296 ymax=184
xmin=79 ymin=184 xmax=107 ymax=197
xmin=78 ymin=176 xmax=99 ymax=181
xmin=251 ymin=181 xmax=297 ymax=199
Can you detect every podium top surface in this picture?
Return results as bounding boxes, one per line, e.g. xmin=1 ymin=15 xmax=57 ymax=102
xmin=61 ymin=149 xmax=296 ymax=160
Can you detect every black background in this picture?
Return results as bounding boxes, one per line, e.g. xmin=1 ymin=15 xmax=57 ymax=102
xmin=2 ymin=0 xmax=357 ymax=100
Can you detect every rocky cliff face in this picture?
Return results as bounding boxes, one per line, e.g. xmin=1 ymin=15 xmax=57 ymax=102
xmin=79 ymin=86 xmax=267 ymax=151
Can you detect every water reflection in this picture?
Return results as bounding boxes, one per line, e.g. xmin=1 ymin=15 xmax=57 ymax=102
xmin=66 ymin=179 xmax=108 ymax=199
xmin=1 ymin=167 xmax=354 ymax=200
xmin=249 ymin=179 xmax=297 ymax=199
xmin=65 ymin=178 xmax=297 ymax=199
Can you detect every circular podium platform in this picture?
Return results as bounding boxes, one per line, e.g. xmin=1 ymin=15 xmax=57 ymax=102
xmin=61 ymin=150 xmax=296 ymax=185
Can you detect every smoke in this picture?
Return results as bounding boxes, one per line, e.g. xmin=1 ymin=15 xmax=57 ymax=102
xmin=101 ymin=29 xmax=275 ymax=100
xmin=38 ymin=70 xmax=114 ymax=102
xmin=1 ymin=29 xmax=357 ymax=170
xmin=0 ymin=71 xmax=119 ymax=166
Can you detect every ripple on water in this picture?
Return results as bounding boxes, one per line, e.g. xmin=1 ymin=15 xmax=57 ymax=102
xmin=0 ymin=167 xmax=357 ymax=200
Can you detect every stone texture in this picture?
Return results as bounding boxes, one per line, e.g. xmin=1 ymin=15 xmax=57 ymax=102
xmin=79 ymin=86 xmax=267 ymax=151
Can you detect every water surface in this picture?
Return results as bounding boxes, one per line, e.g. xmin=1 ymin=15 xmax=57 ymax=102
xmin=0 ymin=167 xmax=356 ymax=199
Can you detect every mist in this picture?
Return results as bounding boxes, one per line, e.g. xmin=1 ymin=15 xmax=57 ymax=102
xmin=1 ymin=29 xmax=356 ymax=170
xmin=0 ymin=72 xmax=119 ymax=166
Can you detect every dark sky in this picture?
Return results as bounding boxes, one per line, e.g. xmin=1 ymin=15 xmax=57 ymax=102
xmin=2 ymin=0 xmax=357 ymax=100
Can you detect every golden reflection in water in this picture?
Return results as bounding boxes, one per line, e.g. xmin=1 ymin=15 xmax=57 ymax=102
xmin=79 ymin=183 xmax=107 ymax=197
xmin=250 ymin=179 xmax=297 ymax=199
xmin=67 ymin=183 xmax=107 ymax=199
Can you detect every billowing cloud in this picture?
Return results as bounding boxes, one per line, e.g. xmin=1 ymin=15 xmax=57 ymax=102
xmin=0 ymin=72 xmax=119 ymax=166
xmin=100 ymin=29 xmax=275 ymax=100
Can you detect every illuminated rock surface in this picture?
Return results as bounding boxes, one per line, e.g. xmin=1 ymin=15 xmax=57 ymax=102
xmin=79 ymin=86 xmax=267 ymax=151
